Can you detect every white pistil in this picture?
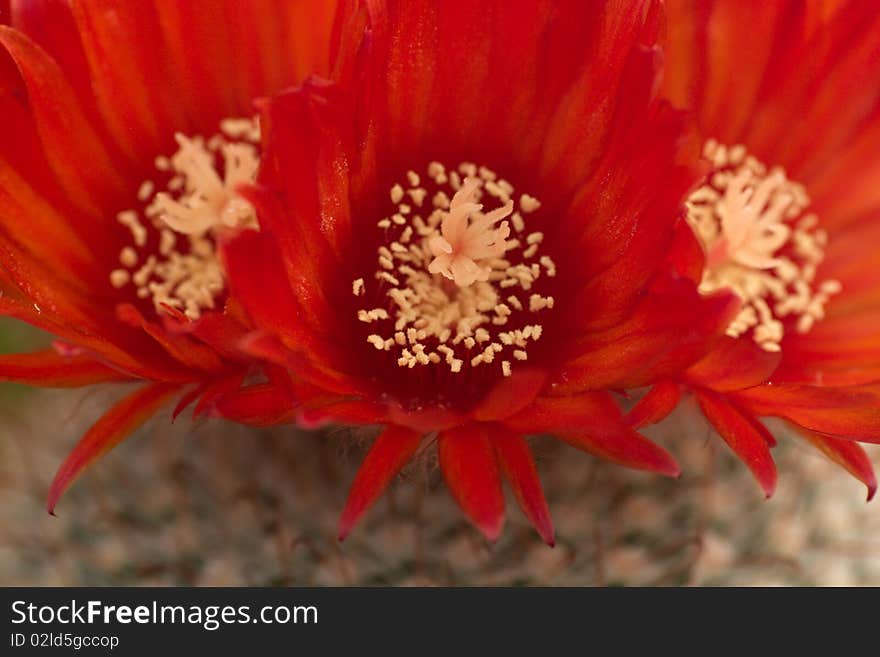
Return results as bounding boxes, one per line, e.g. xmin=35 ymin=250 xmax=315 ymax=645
xmin=355 ymin=162 xmax=555 ymax=376
xmin=427 ymin=177 xmax=515 ymax=287
xmin=147 ymin=134 xmax=258 ymax=236
xmin=686 ymin=140 xmax=840 ymax=352
xmin=108 ymin=116 xmax=261 ymax=319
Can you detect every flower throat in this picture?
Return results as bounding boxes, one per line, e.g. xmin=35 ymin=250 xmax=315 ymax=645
xmin=686 ymin=140 xmax=840 ymax=352
xmin=109 ymin=117 xmax=261 ymax=320
xmin=353 ymin=162 xmax=557 ymax=379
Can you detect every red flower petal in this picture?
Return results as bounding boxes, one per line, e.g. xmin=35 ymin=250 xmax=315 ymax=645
xmin=556 ymin=280 xmax=739 ymax=393
xmin=67 ymin=0 xmax=187 ymax=164
xmin=0 ymin=296 xmax=189 ymax=383
xmin=386 ymin=404 xmax=464 ymax=434
xmin=338 ymin=424 xmax=422 ymax=540
xmin=667 ymin=218 xmax=707 ymax=285
xmin=732 ymin=384 xmax=880 ymax=442
xmin=178 ymin=307 xmax=252 ymax=363
xmin=664 ymin=0 xmax=783 ymax=147
xmin=775 ymin=299 xmax=880 ymax=387
xmin=505 ymin=392 xmax=680 ymax=477
xmin=762 ymin=5 xmax=880 ymax=186
xmin=0 ymin=75 xmax=104 ymax=278
xmin=153 ymin=0 xmax=336 ymax=131
xmin=171 ymin=383 xmax=205 ymax=421
xmin=742 ymin=409 xmax=777 ymax=447
xmin=297 ymin=399 xmax=388 ymax=429
xmin=438 ymin=423 xmax=506 ymax=542
xmin=191 ymin=370 xmax=247 ymax=419
xmin=47 ymin=383 xmax=181 ymax=513
xmin=10 ymin=0 xmax=118 ymax=148
xmin=211 ymin=383 xmax=296 ymax=427
xmin=296 ymin=394 xmax=465 ymax=434
xmin=9 ymin=0 xmax=100 ymax=128
xmin=796 ymin=427 xmax=877 ymax=501
xmin=490 ymin=425 xmax=555 ymax=546
xmin=810 ymin=117 xmax=880 ymax=233
xmin=259 ymin=79 xmax=355 ymax=264
xmin=626 ymin=381 xmax=681 ymax=429
xmin=666 ymin=0 xmax=880 ymax=230
xmin=116 ymin=303 xmax=225 ymax=374
xmin=471 ymin=368 xmax=548 ymax=423
xmin=359 ymin=0 xmax=668 ymax=206
xmin=151 ymin=1 xmax=242 ymax=127
xmin=0 ymin=349 xmax=128 ymax=387
xmin=696 ymin=389 xmax=777 ymax=497
xmin=0 ymin=25 xmax=127 ymax=215
xmin=536 ymin=8 xmax=668 ymax=199
xmin=221 ymin=229 xmax=331 ymax=361
xmin=556 ymin=76 xmax=700 ymax=329
xmin=0 ymin=234 xmax=102 ymax=331
xmin=238 ymin=330 xmax=360 ymax=397
xmin=686 ymin=336 xmax=782 ymax=392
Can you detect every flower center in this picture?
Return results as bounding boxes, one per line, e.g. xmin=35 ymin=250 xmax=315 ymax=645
xmin=685 ymin=140 xmax=840 ymax=352
xmin=109 ymin=117 xmax=261 ymax=320
xmin=353 ymin=162 xmax=555 ymax=378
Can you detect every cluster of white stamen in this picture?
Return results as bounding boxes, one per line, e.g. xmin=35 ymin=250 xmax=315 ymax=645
xmin=354 ymin=162 xmax=555 ymax=376
xmin=686 ymin=140 xmax=840 ymax=352
xmin=109 ymin=117 xmax=261 ymax=319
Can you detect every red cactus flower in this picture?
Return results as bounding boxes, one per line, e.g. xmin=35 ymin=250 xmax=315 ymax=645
xmin=640 ymin=0 xmax=880 ymax=499
xmin=0 ymin=0 xmax=338 ymax=511
xmin=222 ymin=0 xmax=739 ymax=544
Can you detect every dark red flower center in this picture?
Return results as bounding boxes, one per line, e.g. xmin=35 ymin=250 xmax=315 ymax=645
xmin=350 ymin=161 xmax=557 ymax=405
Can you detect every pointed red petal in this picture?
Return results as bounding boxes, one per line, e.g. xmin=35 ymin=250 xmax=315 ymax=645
xmin=743 ymin=411 xmax=777 ymax=447
xmin=259 ymin=79 xmax=355 ymax=263
xmin=211 ymin=383 xmax=297 ymax=427
xmin=472 ymin=368 xmax=548 ymax=422
xmin=556 ymin=281 xmax=739 ymax=393
xmin=172 ymin=383 xmax=205 ymax=421
xmin=0 ymin=349 xmax=128 ymax=387
xmin=732 ymin=384 xmax=880 ymax=442
xmin=181 ymin=308 xmax=251 ymax=362
xmin=667 ymin=219 xmax=707 ymax=285
xmin=10 ymin=0 xmax=93 ymax=112
xmin=337 ymin=425 xmax=422 ymax=540
xmin=153 ymin=0 xmax=336 ymax=128
xmin=686 ymin=336 xmax=782 ymax=392
xmin=0 ymin=92 xmax=101 ymax=277
xmin=238 ymin=330 xmax=359 ymax=397
xmin=490 ymin=426 xmax=555 ymax=546
xmin=796 ymin=427 xmax=877 ymax=501
xmin=116 ymin=303 xmax=225 ymax=374
xmin=293 ymin=390 xmax=465 ymax=435
xmin=626 ymin=381 xmax=681 ymax=429
xmin=68 ymin=0 xmax=187 ymax=164
xmin=297 ymin=399 xmax=388 ymax=429
xmin=221 ymin=229 xmax=328 ymax=360
xmin=438 ymin=423 xmax=506 ymax=542
xmin=0 ymin=297 xmax=188 ymax=383
xmin=47 ymin=383 xmax=180 ymax=513
xmin=696 ymin=390 xmax=777 ymax=498
xmin=192 ymin=370 xmax=247 ymax=419
xmin=0 ymin=25 xmax=127 ymax=216
xmin=505 ymin=393 xmax=680 ymax=477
